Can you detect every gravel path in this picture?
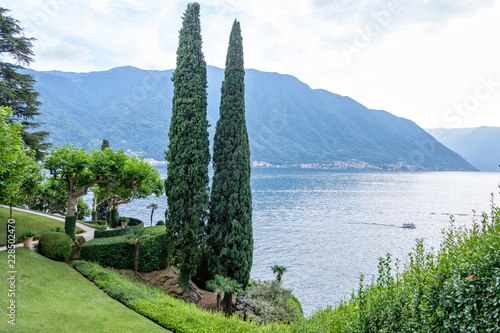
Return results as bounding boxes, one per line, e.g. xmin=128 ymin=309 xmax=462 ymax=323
xmin=1 ymin=205 xmax=95 ymax=251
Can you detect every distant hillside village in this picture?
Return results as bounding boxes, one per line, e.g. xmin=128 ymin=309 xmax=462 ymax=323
xmin=143 ymin=156 xmax=422 ymax=171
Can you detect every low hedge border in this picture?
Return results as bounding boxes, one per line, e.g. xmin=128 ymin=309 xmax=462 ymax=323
xmin=94 ymin=222 xmax=144 ymax=239
xmin=80 ymin=226 xmax=167 ymax=272
xmin=73 ymin=260 xmax=260 ymax=332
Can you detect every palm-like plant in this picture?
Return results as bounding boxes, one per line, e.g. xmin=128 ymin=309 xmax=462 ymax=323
xmin=206 ymin=275 xmax=242 ymax=315
xmin=125 ymin=226 xmax=150 ymax=277
xmin=206 ymin=275 xmax=226 ymax=312
xmin=146 ymin=203 xmax=158 ymax=225
xmin=271 ymin=265 xmax=287 ymax=283
xmin=223 ymin=278 xmax=242 ymax=316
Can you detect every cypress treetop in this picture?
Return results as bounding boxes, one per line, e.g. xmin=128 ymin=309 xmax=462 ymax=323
xmin=208 ymin=20 xmax=253 ymax=288
xmin=165 ymin=2 xmax=210 ymax=288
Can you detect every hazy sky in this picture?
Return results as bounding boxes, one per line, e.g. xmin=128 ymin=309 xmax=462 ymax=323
xmin=4 ymin=0 xmax=500 ymax=129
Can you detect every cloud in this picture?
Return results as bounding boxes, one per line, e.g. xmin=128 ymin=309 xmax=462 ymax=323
xmin=37 ymin=41 xmax=92 ymax=62
xmin=310 ymin=0 xmax=496 ymax=25
xmin=3 ymin=0 xmax=500 ymax=127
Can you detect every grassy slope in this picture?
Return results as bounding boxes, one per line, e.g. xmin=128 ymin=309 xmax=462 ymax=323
xmin=0 ymin=248 xmax=168 ymax=333
xmin=0 ymin=207 xmax=83 ymax=246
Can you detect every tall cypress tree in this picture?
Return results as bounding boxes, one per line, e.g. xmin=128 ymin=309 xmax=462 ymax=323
xmin=165 ymin=2 xmax=210 ymax=288
xmin=208 ymin=20 xmax=253 ymax=288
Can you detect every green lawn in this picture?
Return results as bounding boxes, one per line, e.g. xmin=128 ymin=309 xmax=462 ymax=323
xmin=0 ymin=207 xmax=83 ymax=246
xmin=0 ymin=248 xmax=168 ymax=332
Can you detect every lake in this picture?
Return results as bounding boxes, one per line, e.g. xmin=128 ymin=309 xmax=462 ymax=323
xmin=85 ymin=168 xmax=499 ymax=316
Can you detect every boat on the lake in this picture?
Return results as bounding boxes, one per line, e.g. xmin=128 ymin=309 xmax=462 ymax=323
xmin=400 ymin=222 xmax=416 ymax=229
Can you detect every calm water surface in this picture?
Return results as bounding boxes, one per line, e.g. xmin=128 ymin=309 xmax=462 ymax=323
xmin=91 ymin=168 xmax=499 ymax=315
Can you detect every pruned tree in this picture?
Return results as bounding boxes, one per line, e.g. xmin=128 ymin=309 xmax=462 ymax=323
xmin=165 ymin=2 xmax=210 ymax=289
xmin=93 ymin=153 xmax=163 ymax=227
xmin=208 ymin=20 xmax=253 ymax=288
xmin=44 ymin=145 xmax=127 ymax=238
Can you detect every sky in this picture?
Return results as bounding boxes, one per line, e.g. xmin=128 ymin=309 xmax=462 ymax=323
xmin=4 ymin=0 xmax=500 ymax=129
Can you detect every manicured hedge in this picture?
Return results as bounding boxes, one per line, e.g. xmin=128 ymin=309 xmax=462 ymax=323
xmin=80 ymin=226 xmax=167 ymax=272
xmin=94 ymin=222 xmax=144 ymax=239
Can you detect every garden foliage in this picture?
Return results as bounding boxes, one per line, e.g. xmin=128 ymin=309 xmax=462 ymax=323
xmin=73 ymin=260 xmax=259 ymax=332
xmin=262 ymin=205 xmax=500 ymax=332
xmin=236 ymin=280 xmax=303 ymax=325
xmin=38 ymin=231 xmax=72 ymax=261
xmin=80 ymin=226 xmax=167 ymax=272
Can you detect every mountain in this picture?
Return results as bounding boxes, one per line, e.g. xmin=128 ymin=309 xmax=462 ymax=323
xmin=26 ymin=66 xmax=474 ymax=170
xmin=426 ymin=127 xmax=500 ymax=172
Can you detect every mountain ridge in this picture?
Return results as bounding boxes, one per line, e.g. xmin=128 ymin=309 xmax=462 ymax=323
xmin=426 ymin=127 xmax=500 ymax=172
xmin=26 ymin=65 xmax=475 ymax=171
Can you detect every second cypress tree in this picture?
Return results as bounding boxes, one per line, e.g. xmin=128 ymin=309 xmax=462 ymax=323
xmin=208 ymin=20 xmax=253 ymax=288
xmin=165 ymin=3 xmax=210 ymax=288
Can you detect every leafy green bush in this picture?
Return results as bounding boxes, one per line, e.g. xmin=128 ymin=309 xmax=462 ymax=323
xmin=96 ymin=220 xmax=106 ymax=225
xmin=236 ymin=280 xmax=303 ymax=325
xmin=80 ymin=226 xmax=167 ymax=272
xmin=155 ymin=220 xmax=165 ymax=226
xmin=73 ymin=260 xmax=259 ymax=332
xmin=38 ymin=232 xmax=72 ymax=261
xmin=95 ymin=225 xmax=107 ymax=232
xmin=264 ymin=206 xmax=500 ymax=332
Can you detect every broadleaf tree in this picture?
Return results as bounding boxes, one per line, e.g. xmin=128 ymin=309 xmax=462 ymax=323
xmin=44 ymin=145 xmax=126 ymax=238
xmin=207 ymin=20 xmax=253 ymax=288
xmin=0 ymin=106 xmax=42 ymax=219
xmin=165 ymin=2 xmax=211 ymax=289
xmin=93 ymin=152 xmax=163 ymax=227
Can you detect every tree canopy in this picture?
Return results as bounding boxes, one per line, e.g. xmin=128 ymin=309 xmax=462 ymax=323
xmin=0 ymin=7 xmax=49 ymax=160
xmin=0 ymin=106 xmax=41 ymax=218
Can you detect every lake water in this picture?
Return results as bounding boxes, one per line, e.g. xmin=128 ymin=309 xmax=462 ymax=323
xmin=85 ymin=168 xmax=499 ymax=316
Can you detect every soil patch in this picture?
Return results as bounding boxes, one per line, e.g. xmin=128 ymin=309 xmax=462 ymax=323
xmin=111 ymin=266 xmax=219 ymax=312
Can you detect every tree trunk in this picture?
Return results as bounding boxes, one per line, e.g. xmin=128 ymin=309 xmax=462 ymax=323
xmin=66 ymin=194 xmax=79 ymax=239
xmin=216 ymin=293 xmax=221 ymax=312
xmin=9 ymin=201 xmax=13 ymax=220
xmin=134 ymin=241 xmax=140 ymax=278
xmin=67 ymin=194 xmax=79 ymax=217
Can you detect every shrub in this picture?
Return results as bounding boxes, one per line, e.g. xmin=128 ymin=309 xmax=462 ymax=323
xmin=65 ymin=215 xmax=77 ymax=239
xmin=96 ymin=220 xmax=106 ymax=225
xmin=95 ymin=225 xmax=107 ymax=232
xmin=155 ymin=220 xmax=165 ymax=226
xmin=38 ymin=232 xmax=72 ymax=261
xmin=236 ymin=280 xmax=303 ymax=324
xmin=94 ymin=222 xmax=144 ymax=239
xmin=80 ymin=226 xmax=167 ymax=272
